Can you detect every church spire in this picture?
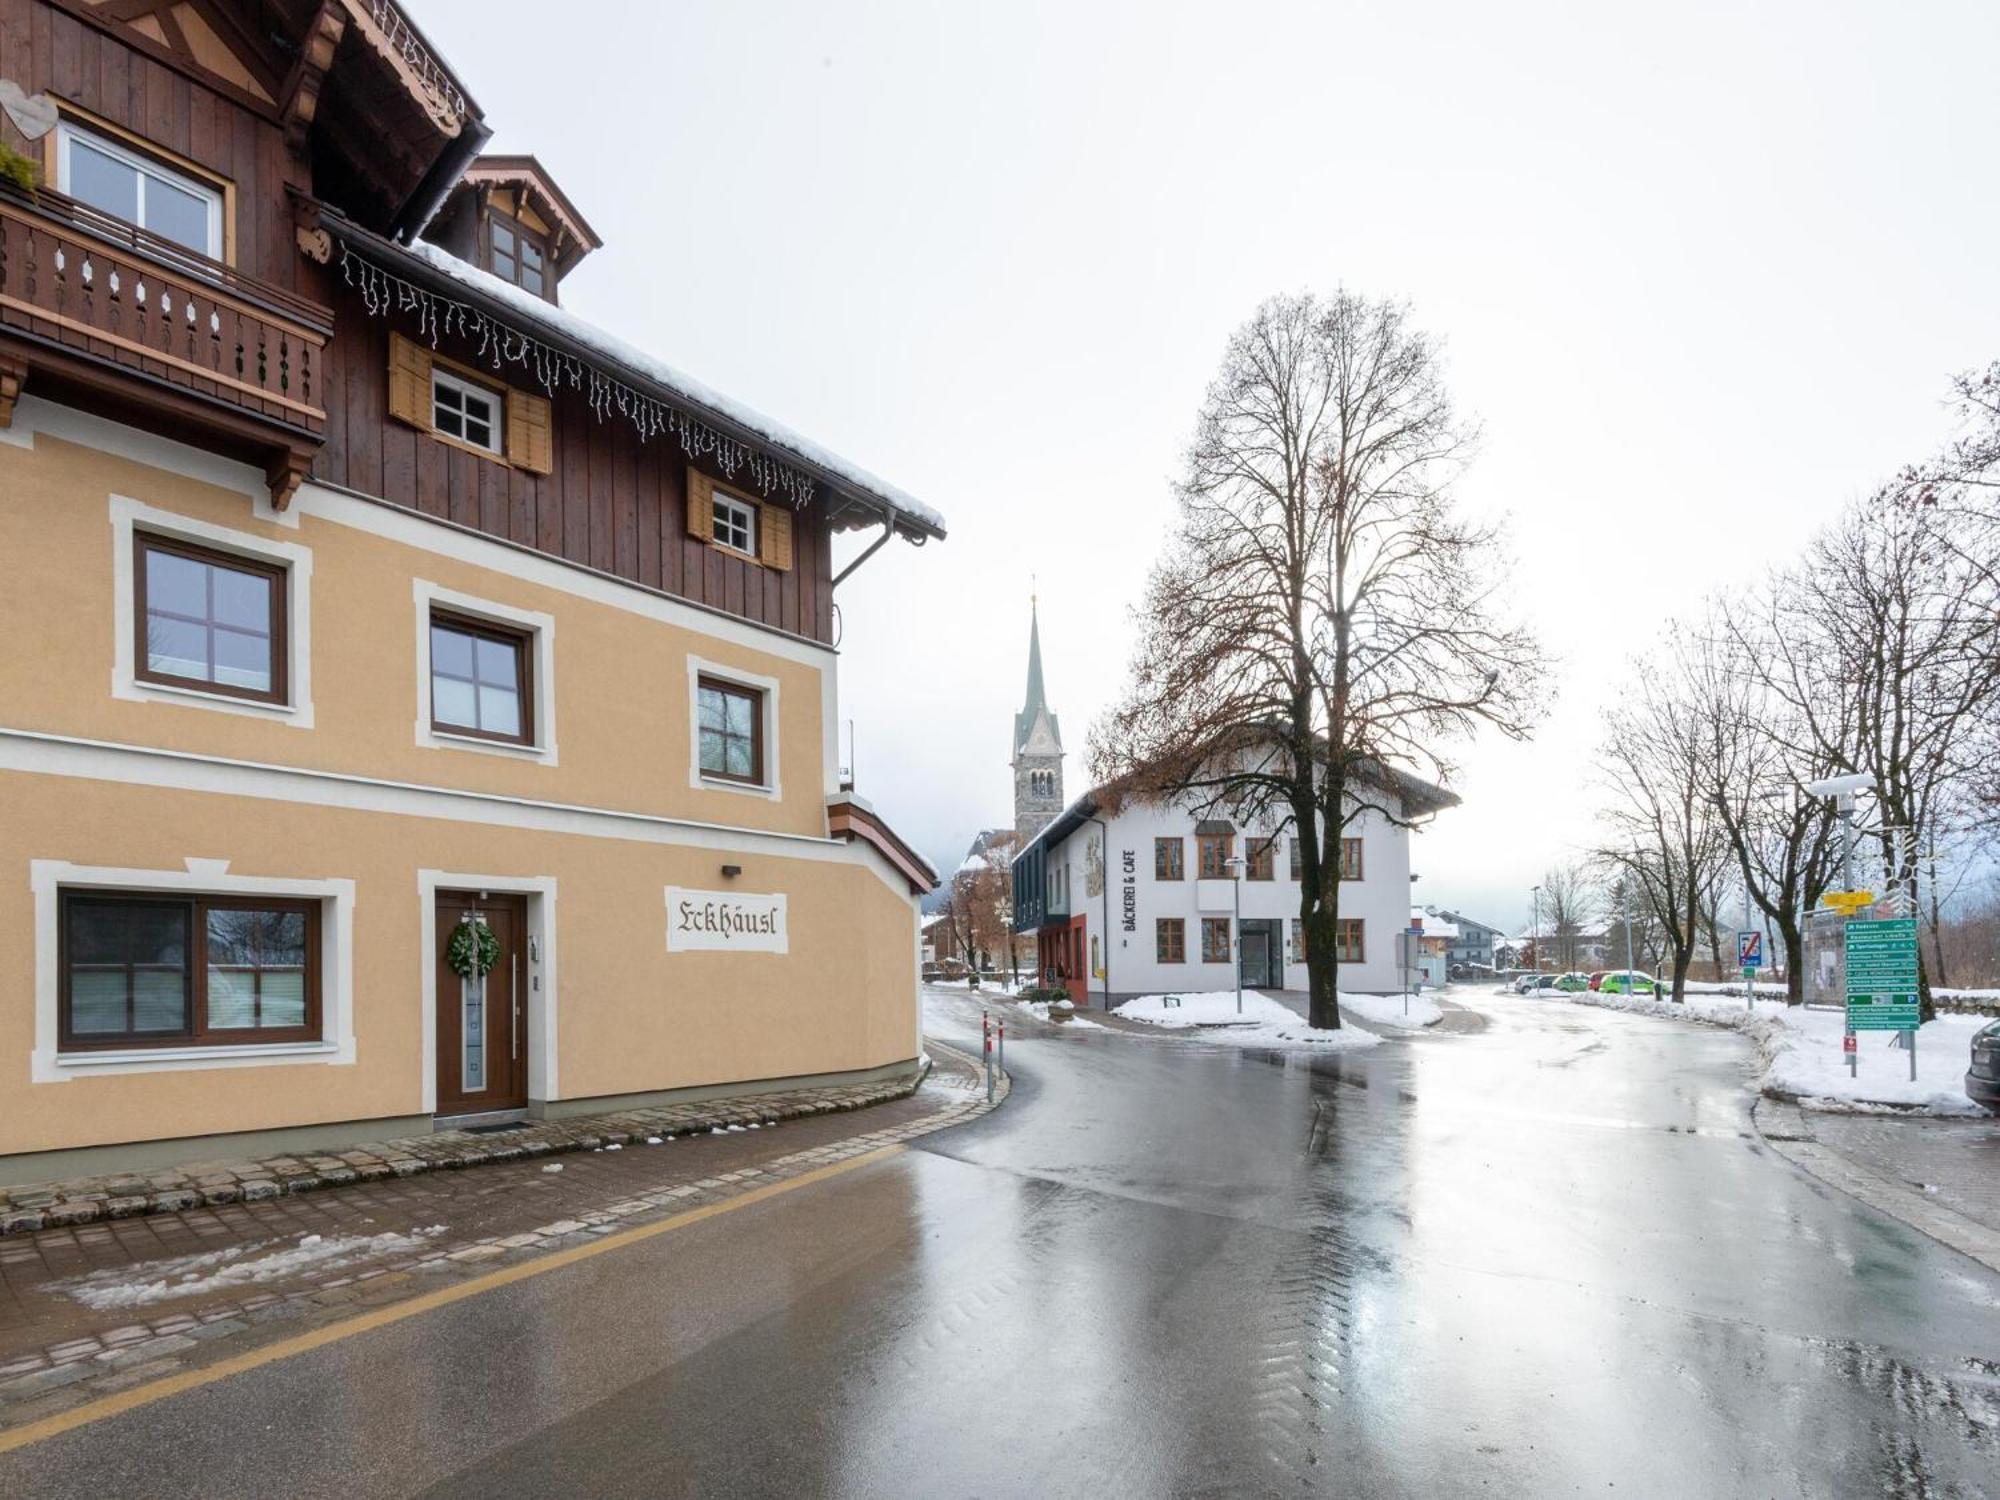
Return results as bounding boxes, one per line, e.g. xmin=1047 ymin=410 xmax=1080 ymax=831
xmin=1014 ymin=595 xmax=1061 ymax=757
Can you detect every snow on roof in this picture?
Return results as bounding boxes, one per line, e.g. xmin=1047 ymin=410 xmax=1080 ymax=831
xmin=402 ymin=238 xmax=947 ymax=538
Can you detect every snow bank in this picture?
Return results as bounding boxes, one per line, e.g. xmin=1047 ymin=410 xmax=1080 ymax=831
xmin=1339 ymin=990 xmax=1443 ymax=1030
xmin=1559 ymin=992 xmax=1990 ymax=1117
xmin=55 ymin=1228 xmax=447 ymax=1312
xmin=1112 ymin=990 xmax=1380 ymax=1052
xmin=403 ymin=240 xmax=946 ymax=535
xmin=1019 ymin=999 xmax=1105 ymax=1029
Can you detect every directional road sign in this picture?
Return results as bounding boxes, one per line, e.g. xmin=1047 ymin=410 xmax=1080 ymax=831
xmin=1844 ymin=918 xmax=1919 ymax=1032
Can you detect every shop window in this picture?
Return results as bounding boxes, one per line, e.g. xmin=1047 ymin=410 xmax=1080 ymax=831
xmin=1337 ymin=918 xmax=1365 ymax=963
xmin=1157 ymin=918 xmax=1185 ymax=964
xmin=430 ymin=612 xmax=532 ymax=744
xmin=135 ymin=533 xmax=286 ymax=704
xmin=61 ymin=892 xmax=319 ymax=1049
xmin=1202 ymin=917 xmax=1231 ymax=963
xmin=698 ymin=676 xmax=765 ymax=784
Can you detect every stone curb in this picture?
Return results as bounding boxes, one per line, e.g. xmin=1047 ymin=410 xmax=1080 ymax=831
xmin=0 ymin=1045 xmax=1009 ymax=1418
xmin=0 ymin=1070 xmax=934 ymax=1238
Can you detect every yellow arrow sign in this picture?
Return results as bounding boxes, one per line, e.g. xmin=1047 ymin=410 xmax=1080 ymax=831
xmin=1824 ymin=890 xmax=1876 ymax=915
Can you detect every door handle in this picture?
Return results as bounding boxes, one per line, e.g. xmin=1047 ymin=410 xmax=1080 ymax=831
xmin=512 ymin=952 xmax=520 ymax=1061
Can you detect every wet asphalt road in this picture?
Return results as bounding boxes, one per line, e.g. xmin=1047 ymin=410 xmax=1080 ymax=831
xmin=6 ymin=989 xmax=2000 ymax=1498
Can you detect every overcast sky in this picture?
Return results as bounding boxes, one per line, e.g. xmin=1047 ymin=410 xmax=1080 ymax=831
xmin=418 ymin=0 xmax=2000 ymax=931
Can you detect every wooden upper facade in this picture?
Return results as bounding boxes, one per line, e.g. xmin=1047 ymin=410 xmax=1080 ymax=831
xmin=0 ymin=0 xmax=940 ymax=647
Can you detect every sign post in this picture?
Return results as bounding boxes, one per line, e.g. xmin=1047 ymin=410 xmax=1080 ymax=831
xmin=1736 ymin=929 xmax=1763 ymax=1011
xmin=1844 ymin=918 xmax=1920 ymax=1084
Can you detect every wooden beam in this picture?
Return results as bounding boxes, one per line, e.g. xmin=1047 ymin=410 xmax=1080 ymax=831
xmin=0 ymin=355 xmax=26 ymax=428
xmin=265 ymin=445 xmax=313 ymax=510
xmin=280 ymin=0 xmax=348 ymax=155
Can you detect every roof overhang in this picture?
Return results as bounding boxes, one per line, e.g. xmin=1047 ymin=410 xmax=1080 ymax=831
xmin=827 ymin=796 xmax=939 ymax=897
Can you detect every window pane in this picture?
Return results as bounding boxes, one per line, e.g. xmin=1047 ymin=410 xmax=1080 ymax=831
xmin=492 ymin=222 xmax=514 ymax=255
xmin=699 ymin=727 xmax=724 ymax=772
xmin=698 ymin=688 xmax=724 ymax=733
xmin=522 ymin=265 xmax=543 ymax=296
xmin=477 ymin=684 xmax=521 ymax=737
xmin=146 ymin=614 xmax=209 ymax=680
xmin=724 ymin=734 xmax=754 ymax=778
xmin=432 ymin=625 xmax=474 ymax=679
xmin=473 ymin=636 xmax=518 ymax=688
xmin=433 ymin=674 xmax=478 ymax=728
xmin=68 ymin=139 xmax=139 ymax=223
xmin=211 ymin=626 xmax=272 ymax=692
xmin=462 ymin=971 xmax=486 ymax=1092
xmin=522 ymin=241 xmax=543 ymax=271
xmin=434 ymin=403 xmax=464 ymax=440
xmin=464 ymin=415 xmax=493 ymax=450
xmin=145 ymin=173 xmax=210 ymax=253
xmin=724 ymin=692 xmax=754 ymax=737
xmin=493 ymin=250 xmax=515 ymax=280
xmin=146 ymin=549 xmax=208 ymax=618
xmin=131 ymin=969 xmax=187 ymax=1031
xmin=259 ymin=971 xmax=306 ymax=1028
xmin=210 ymin=567 xmax=271 ymax=631
xmin=207 ymin=967 xmax=257 ymax=1028
xmin=68 ymin=970 xmax=127 ymax=1033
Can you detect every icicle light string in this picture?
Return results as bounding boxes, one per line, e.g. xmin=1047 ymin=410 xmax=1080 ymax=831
xmin=340 ymin=241 xmax=816 ymax=509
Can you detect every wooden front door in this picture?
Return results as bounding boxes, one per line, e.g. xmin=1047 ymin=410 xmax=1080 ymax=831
xmin=435 ymin=891 xmax=528 ymax=1117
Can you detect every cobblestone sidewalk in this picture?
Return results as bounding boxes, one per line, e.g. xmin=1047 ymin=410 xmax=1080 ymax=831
xmin=0 ymin=1041 xmax=1008 ymax=1433
xmin=0 ymin=1067 xmax=933 ymax=1237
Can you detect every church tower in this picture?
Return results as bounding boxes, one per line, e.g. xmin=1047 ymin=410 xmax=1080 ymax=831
xmin=1013 ymin=598 xmax=1064 ymax=841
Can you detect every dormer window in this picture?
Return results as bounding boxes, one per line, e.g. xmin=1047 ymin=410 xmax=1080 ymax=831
xmin=488 ymin=209 xmax=548 ymax=298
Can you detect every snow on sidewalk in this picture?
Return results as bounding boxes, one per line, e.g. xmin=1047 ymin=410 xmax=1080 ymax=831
xmin=1339 ymin=990 xmax=1444 ymax=1030
xmin=1560 ymin=991 xmax=1990 ymax=1117
xmin=1112 ymin=991 xmax=1382 ymax=1051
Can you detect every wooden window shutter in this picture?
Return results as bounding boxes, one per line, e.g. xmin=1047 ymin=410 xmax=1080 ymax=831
xmin=686 ymin=467 xmax=714 ymax=541
xmin=758 ymin=503 xmax=794 ymax=571
xmin=505 ymin=389 xmax=554 ymax=474
xmin=387 ymin=332 xmax=433 ymax=429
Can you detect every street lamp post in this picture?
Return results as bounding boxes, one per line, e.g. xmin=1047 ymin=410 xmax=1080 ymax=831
xmin=1224 ymin=854 xmax=1245 ymax=1014
xmin=1532 ymin=883 xmax=1542 ymax=977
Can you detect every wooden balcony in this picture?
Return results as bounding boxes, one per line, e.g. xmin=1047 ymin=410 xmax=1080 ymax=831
xmin=0 ymin=184 xmax=333 ymax=506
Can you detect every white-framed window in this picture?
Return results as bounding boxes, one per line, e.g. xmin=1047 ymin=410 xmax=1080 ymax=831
xmin=110 ymin=495 xmax=315 ymax=727
xmin=31 ymin=858 xmax=354 ymax=1082
xmin=686 ymin=657 xmax=781 ymax=799
xmin=432 ymin=367 xmax=502 ymax=454
xmin=412 ymin=580 xmax=558 ymax=765
xmin=712 ymin=490 xmax=757 ymax=555
xmin=56 ymin=122 xmax=223 ymax=260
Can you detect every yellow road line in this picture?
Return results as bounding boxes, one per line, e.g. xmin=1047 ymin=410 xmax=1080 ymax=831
xmin=0 ymin=1143 xmax=906 ymax=1457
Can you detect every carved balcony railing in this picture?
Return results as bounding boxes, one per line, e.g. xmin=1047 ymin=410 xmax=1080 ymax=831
xmin=0 ymin=183 xmax=334 ymax=504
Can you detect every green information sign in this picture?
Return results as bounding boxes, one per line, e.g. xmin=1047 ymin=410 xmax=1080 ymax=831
xmin=1845 ymin=918 xmax=1920 ymax=1032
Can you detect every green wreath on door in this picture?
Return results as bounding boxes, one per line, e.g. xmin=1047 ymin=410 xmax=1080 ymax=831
xmin=447 ymin=916 xmax=501 ymax=980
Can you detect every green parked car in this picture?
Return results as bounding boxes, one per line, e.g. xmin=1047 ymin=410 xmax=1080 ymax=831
xmin=1599 ymin=971 xmax=1658 ymax=995
xmin=1552 ymin=972 xmax=1592 ymax=992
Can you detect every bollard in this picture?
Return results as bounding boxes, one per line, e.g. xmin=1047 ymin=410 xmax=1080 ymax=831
xmin=998 ymin=1020 xmax=1005 ymax=1081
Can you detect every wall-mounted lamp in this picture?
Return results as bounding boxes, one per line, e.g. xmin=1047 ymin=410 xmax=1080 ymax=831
xmin=720 ymin=864 xmax=742 ymax=880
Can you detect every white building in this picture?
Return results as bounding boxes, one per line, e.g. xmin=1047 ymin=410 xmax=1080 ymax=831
xmin=1010 ymin=766 xmax=1458 ymax=1005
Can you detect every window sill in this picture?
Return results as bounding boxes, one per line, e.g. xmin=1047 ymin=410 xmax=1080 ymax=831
xmin=423 ymin=727 xmax=555 ymax=762
xmin=127 ymin=677 xmax=303 ymax=721
xmin=55 ymin=1040 xmax=340 ymax=1069
xmin=699 ymin=773 xmax=777 ymax=799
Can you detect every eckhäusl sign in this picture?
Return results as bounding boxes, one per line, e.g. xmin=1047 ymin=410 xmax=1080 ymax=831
xmin=666 ymin=888 xmax=789 ymax=953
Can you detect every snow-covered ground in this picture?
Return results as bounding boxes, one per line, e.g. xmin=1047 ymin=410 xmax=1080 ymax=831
xmin=1020 ymin=998 xmax=1106 ymax=1029
xmin=53 ymin=1228 xmax=446 ymax=1312
xmin=1556 ymin=990 xmax=1990 ymax=1116
xmin=1340 ymin=990 xmax=1444 ymax=1030
xmin=1111 ymin=990 xmax=1382 ymax=1051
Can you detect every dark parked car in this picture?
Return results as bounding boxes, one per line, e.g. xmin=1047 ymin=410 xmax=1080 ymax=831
xmin=1968 ymin=1019 xmax=2000 ymax=1112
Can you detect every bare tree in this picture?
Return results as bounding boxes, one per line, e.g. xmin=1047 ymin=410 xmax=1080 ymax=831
xmin=1537 ymin=862 xmax=1593 ymax=972
xmin=1092 ymin=290 xmax=1546 ymax=1029
xmin=937 ymin=836 xmax=1019 ymax=989
xmin=1594 ymin=650 xmax=1734 ymax=1002
xmin=1756 ymin=501 xmax=2000 ymax=1019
